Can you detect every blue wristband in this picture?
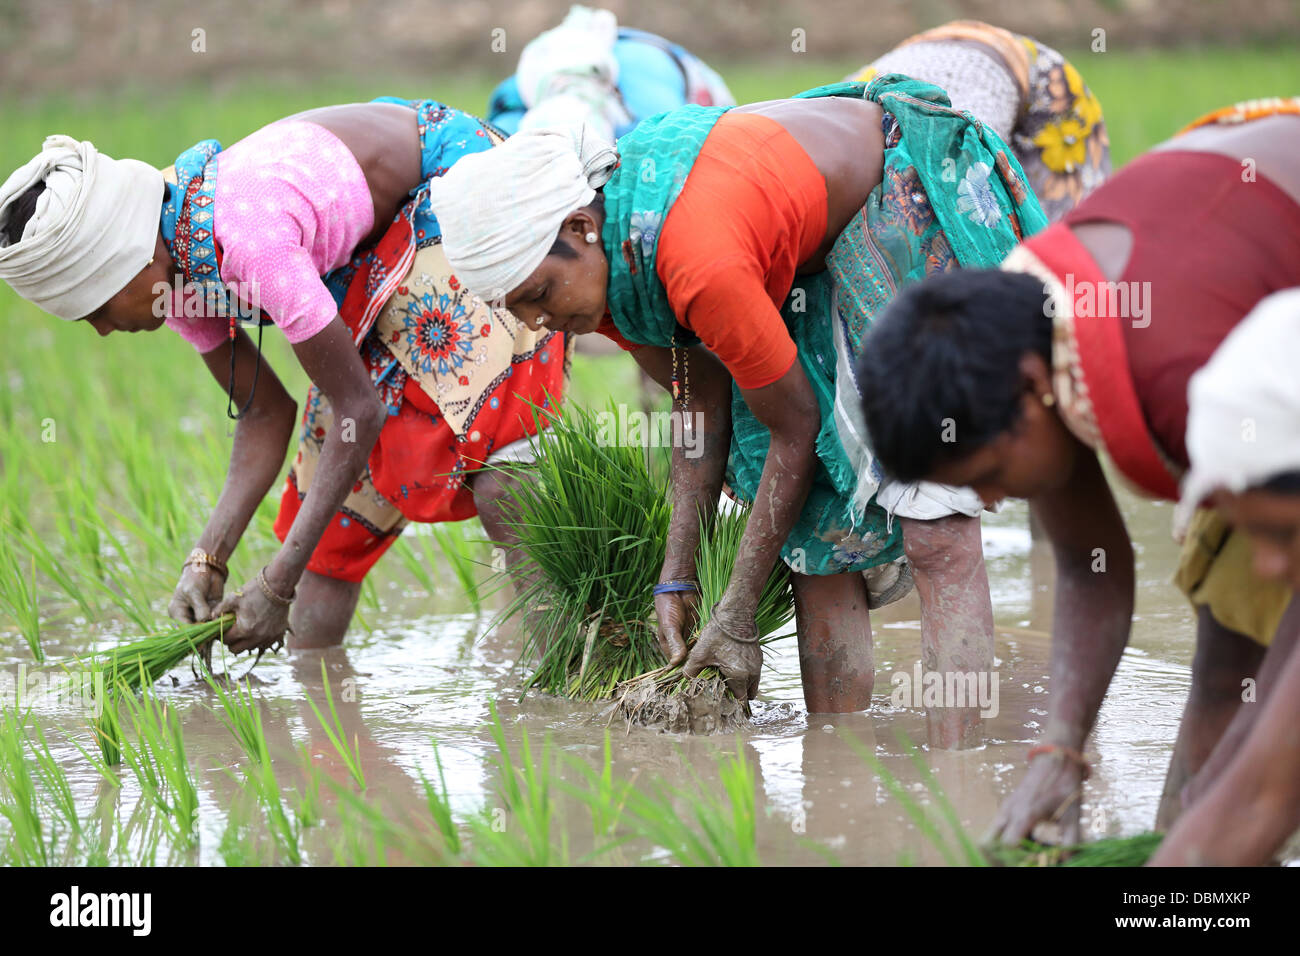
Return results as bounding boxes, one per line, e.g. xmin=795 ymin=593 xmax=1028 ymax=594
xmin=652 ymin=580 xmax=699 ymax=595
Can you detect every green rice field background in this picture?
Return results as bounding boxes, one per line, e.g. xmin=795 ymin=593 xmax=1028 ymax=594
xmin=1 ymin=47 xmax=1298 ymax=866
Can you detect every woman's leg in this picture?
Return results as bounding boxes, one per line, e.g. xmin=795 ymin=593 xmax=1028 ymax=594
xmin=793 ymin=570 xmax=874 ymax=713
xmin=289 ymin=572 xmax=363 ymax=649
xmin=900 ymin=513 xmax=995 ymax=749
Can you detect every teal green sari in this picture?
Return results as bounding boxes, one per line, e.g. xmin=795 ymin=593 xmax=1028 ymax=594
xmin=602 ymin=75 xmax=1048 ymax=574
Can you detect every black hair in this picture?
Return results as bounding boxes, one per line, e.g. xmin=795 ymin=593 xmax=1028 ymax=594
xmin=1 ymin=181 xmax=46 ymax=247
xmin=547 ymin=190 xmax=606 ymax=259
xmin=1262 ymin=471 xmax=1300 ymax=494
xmin=856 ymin=268 xmax=1053 ymax=483
xmin=548 ymin=233 xmax=579 ymax=259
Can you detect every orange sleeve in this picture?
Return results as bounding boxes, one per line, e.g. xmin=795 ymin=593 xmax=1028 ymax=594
xmin=663 ymin=254 xmax=798 ymax=389
xmin=595 ymin=313 xmax=643 ymax=352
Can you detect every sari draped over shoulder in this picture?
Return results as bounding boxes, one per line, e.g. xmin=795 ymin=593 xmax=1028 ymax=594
xmin=602 ymin=75 xmax=1046 ymax=575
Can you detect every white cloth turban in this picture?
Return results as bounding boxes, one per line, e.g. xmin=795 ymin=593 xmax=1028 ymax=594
xmin=1175 ymin=288 xmax=1300 ymax=535
xmin=0 ymin=135 xmax=164 ymax=320
xmin=427 ymin=125 xmax=619 ymax=302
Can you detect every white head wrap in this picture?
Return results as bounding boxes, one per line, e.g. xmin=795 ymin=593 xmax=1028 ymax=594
xmin=0 ymin=135 xmax=164 ymax=320
xmin=1175 ymin=288 xmax=1300 ymax=535
xmin=427 ymin=124 xmax=619 ymax=302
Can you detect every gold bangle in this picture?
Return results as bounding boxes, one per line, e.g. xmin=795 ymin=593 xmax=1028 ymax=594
xmin=185 ymin=548 xmax=228 ymax=579
xmin=257 ymin=566 xmax=295 ymax=607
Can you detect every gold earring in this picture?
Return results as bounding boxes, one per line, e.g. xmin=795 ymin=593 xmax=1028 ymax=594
xmin=1041 ymin=392 xmax=1056 ymax=407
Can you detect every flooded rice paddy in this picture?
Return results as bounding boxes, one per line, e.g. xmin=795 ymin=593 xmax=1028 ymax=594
xmin=2 ymin=485 xmax=1203 ymax=865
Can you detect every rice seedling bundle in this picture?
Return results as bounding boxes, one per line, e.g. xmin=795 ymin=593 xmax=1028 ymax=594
xmin=80 ymin=615 xmax=235 ymax=696
xmin=985 ymin=832 xmax=1163 ymax=867
xmin=496 ymin=402 xmax=793 ymax=730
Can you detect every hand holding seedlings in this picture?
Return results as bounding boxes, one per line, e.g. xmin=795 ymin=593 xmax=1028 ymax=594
xmin=982 ymin=750 xmax=1085 ymax=847
xmin=168 ymin=552 xmax=227 ymax=624
xmin=653 ymin=588 xmax=699 ymax=666
xmin=213 ymin=567 xmax=294 ymax=655
xmin=682 ymin=604 xmax=762 ymax=700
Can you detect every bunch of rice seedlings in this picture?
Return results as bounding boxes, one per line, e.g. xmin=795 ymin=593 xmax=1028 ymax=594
xmin=986 ymin=832 xmax=1164 ymax=867
xmin=496 ymin=402 xmax=793 ymax=717
xmin=80 ymin=614 xmax=234 ymax=696
xmin=612 ymin=506 xmax=795 ymax=734
xmin=495 ymin=402 xmax=675 ymax=700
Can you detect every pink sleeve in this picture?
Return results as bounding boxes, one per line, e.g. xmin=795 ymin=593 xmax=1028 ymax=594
xmin=164 ymin=288 xmax=229 ymax=354
xmin=218 ymin=240 xmax=339 ymax=345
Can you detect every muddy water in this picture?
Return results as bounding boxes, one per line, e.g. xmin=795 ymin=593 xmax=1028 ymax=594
xmin=6 ymin=485 xmax=1207 ymax=865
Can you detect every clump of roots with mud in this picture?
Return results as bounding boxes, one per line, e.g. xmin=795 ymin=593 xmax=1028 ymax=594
xmin=608 ymin=665 xmax=750 ymax=734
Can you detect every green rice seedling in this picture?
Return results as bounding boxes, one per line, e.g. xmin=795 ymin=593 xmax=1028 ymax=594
xmin=558 ymin=733 xmax=633 ymax=847
xmin=218 ymin=796 xmax=262 ymax=867
xmin=25 ymin=723 xmax=98 ymax=863
xmin=291 ymin=743 xmax=324 ymax=831
xmin=328 ymin=787 xmax=397 ymax=866
xmin=391 ymin=536 xmax=438 ymax=597
xmin=622 ymin=745 xmax=761 ymax=866
xmin=85 ymin=681 xmax=125 ymax=770
xmin=416 ymin=743 xmax=461 ymax=856
xmin=842 ymin=729 xmax=984 ymax=867
xmin=48 ymin=481 xmax=104 ymax=582
xmin=303 ymin=658 xmax=366 ymax=790
xmin=465 ymin=706 xmax=566 ymax=866
xmin=206 ymin=670 xmax=302 ymax=865
xmin=13 ymin=522 xmax=98 ymax=623
xmin=0 ymin=707 xmax=50 ymax=865
xmin=112 ymin=673 xmax=200 ymax=850
xmin=432 ymin=523 xmax=486 ymax=615
xmin=0 ymin=545 xmax=43 ymax=662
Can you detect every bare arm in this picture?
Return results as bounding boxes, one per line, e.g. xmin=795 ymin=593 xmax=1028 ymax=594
xmin=1151 ymin=614 xmax=1300 ymax=865
xmin=682 ymin=359 xmax=821 ymax=695
xmin=268 ymin=317 xmax=386 ymax=595
xmin=169 ymin=328 xmax=297 ymax=624
xmin=722 ymin=362 xmax=820 ymax=610
xmin=196 ymin=330 xmax=299 ymax=561
xmin=988 ymin=449 xmax=1134 ymax=843
xmin=631 ymin=344 xmax=732 ymax=663
xmin=208 ymin=317 xmax=385 ymax=651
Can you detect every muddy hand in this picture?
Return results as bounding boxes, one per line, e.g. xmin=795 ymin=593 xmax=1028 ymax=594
xmin=682 ymin=607 xmax=762 ymax=700
xmin=213 ymin=578 xmax=291 ymax=655
xmin=654 ymin=589 xmax=700 ymax=666
xmin=168 ymin=563 xmax=225 ymax=624
xmin=983 ymin=754 xmax=1084 ymax=846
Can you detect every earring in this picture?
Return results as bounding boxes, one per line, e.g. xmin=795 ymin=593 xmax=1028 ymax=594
xmin=1041 ymin=392 xmax=1056 ymax=407
xmin=585 ymin=232 xmax=598 ymax=244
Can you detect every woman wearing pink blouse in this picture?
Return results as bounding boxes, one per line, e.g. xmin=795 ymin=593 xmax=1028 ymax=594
xmin=0 ymin=99 xmax=566 ymax=651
